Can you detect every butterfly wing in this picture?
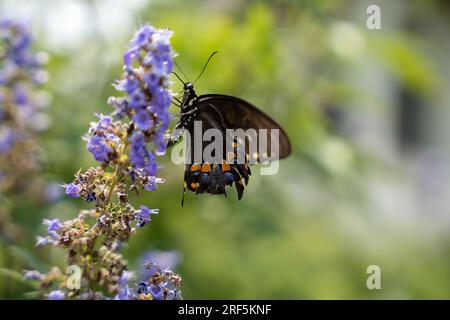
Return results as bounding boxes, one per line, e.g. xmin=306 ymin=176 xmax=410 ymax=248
xmin=180 ymin=94 xmax=291 ymax=203
xmin=197 ymin=94 xmax=291 ymax=162
xmin=183 ymin=104 xmax=247 ymax=201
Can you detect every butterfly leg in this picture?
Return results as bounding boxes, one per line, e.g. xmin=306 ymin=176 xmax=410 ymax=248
xmin=233 ymin=169 xmax=245 ymax=200
xmin=181 ymin=182 xmax=186 ymax=207
xmin=167 ymin=126 xmax=185 ymax=148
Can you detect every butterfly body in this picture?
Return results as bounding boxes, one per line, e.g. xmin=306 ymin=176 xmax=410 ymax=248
xmin=169 ymin=82 xmax=290 ymax=204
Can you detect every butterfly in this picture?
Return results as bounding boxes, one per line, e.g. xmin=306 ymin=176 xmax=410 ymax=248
xmin=167 ymin=52 xmax=291 ymax=205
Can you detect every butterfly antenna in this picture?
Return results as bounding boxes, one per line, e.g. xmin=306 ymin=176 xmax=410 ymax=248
xmin=172 ymin=71 xmax=186 ymax=85
xmin=173 ymin=96 xmax=183 ymax=104
xmin=193 ymin=51 xmax=218 ymax=84
xmin=174 ymin=60 xmax=190 ymax=82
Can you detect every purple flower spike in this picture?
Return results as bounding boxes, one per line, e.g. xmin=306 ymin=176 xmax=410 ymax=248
xmin=108 ymin=24 xmax=175 ymax=185
xmin=25 ymin=22 xmax=182 ymax=300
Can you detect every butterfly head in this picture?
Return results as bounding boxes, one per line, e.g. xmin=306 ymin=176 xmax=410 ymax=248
xmin=184 ymin=82 xmax=194 ymax=91
xmin=181 ymin=82 xmax=197 ymax=111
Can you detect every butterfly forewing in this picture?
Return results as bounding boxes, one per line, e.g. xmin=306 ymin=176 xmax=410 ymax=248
xmin=197 ymin=94 xmax=291 ymax=163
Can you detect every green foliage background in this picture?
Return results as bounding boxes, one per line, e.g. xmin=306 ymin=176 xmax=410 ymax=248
xmin=1 ymin=0 xmax=449 ymax=299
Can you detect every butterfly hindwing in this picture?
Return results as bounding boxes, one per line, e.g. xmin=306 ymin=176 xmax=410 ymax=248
xmin=183 ymin=106 xmax=250 ymax=200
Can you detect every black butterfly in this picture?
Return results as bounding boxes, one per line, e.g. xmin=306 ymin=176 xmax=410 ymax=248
xmin=167 ymin=52 xmax=291 ymax=205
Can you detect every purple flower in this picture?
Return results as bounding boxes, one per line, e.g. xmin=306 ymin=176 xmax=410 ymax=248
xmin=144 ymin=176 xmax=164 ymax=191
xmin=0 ymin=19 xmax=45 ymax=71
xmin=87 ymin=135 xmax=112 ymax=162
xmin=32 ymin=69 xmax=49 ymax=85
xmin=123 ymin=49 xmax=136 ymax=67
xmin=129 ymin=132 xmax=148 ymax=167
xmin=95 ymin=113 xmax=112 ymax=128
xmin=118 ymin=270 xmax=135 ymax=287
xmin=132 ymin=24 xmax=155 ymax=47
xmin=43 ymin=182 xmax=63 ymax=202
xmin=62 ymin=182 xmax=80 ymax=198
xmin=144 ymin=155 xmax=157 ymax=176
xmin=48 ymin=290 xmax=65 ymax=300
xmin=0 ymin=128 xmax=18 ymax=153
xmin=132 ymin=109 xmax=152 ymax=131
xmin=108 ymin=97 xmax=128 ymax=117
xmin=115 ymin=287 xmax=136 ymax=300
xmin=113 ymin=77 xmax=139 ymax=94
xmin=139 ymin=250 xmax=181 ymax=279
xmin=153 ymin=130 xmax=167 ymax=155
xmin=23 ymin=270 xmax=43 ymax=281
xmin=43 ymin=218 xmax=62 ymax=238
xmin=86 ymin=192 xmax=96 ymax=202
xmin=0 ymin=18 xmax=50 ymax=208
xmin=135 ymin=205 xmax=158 ymax=228
xmin=129 ymin=90 xmax=146 ymax=109
xmin=134 ymin=259 xmax=182 ymax=300
xmin=13 ymin=84 xmax=28 ymax=105
xmin=166 ymin=290 xmax=182 ymax=300
xmin=143 ymin=73 xmax=159 ymax=93
xmin=149 ymin=284 xmax=164 ymax=300
xmin=136 ymin=281 xmax=148 ymax=294
xmin=150 ymin=87 xmax=171 ymax=116
xmin=36 ymin=236 xmax=52 ymax=247
xmin=111 ymin=241 xmax=122 ymax=252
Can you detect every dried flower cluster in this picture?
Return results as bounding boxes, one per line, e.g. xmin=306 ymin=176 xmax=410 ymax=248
xmin=24 ymin=24 xmax=182 ymax=300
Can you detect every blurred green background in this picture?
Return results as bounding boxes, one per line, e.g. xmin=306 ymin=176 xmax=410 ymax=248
xmin=1 ymin=0 xmax=450 ymax=299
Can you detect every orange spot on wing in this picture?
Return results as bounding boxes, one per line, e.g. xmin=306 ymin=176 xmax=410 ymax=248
xmin=201 ymin=163 xmax=211 ymax=173
xmin=191 ymin=182 xmax=199 ymax=189
xmin=222 ymin=160 xmax=231 ymax=172
xmin=191 ymin=164 xmax=201 ymax=172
